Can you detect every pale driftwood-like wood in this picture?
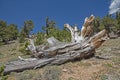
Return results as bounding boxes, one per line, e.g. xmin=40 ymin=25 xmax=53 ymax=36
xmin=33 ymin=29 xmax=108 ymax=58
xmin=81 ymin=15 xmax=94 ymax=38
xmin=27 ymin=39 xmax=36 ymax=53
xmin=4 ymin=45 xmax=94 ymax=75
xmin=64 ymin=24 xmax=81 ymax=43
xmin=47 ymin=37 xmax=65 ymax=47
xmin=4 ymin=15 xmax=109 ymax=74
xmin=4 ymin=59 xmax=52 ymax=74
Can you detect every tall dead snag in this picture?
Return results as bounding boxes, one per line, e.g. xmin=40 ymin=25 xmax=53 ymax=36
xmin=4 ymin=15 xmax=109 ymax=74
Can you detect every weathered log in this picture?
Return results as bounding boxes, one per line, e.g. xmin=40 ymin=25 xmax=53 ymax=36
xmin=4 ymin=30 xmax=107 ymax=74
xmin=30 ymin=15 xmax=96 ymax=58
xmin=4 ymin=15 xmax=109 ymax=74
xmin=33 ymin=29 xmax=108 ymax=58
xmin=4 ymin=45 xmax=94 ymax=75
xmin=4 ymin=58 xmax=54 ymax=75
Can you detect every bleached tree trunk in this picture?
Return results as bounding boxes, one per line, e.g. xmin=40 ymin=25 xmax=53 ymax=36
xmin=4 ymin=15 xmax=109 ymax=74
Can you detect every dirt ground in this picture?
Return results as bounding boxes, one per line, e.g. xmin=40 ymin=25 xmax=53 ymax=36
xmin=0 ymin=38 xmax=120 ymax=80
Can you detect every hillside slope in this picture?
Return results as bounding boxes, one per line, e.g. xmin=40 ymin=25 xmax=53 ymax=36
xmin=0 ymin=38 xmax=120 ymax=80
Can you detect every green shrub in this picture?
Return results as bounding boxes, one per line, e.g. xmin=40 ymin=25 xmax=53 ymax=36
xmin=19 ymin=41 xmax=31 ymax=55
xmin=35 ymin=32 xmax=46 ymax=45
xmin=35 ymin=28 xmax=71 ymax=45
xmin=0 ymin=65 xmax=8 ymax=80
xmin=47 ymin=28 xmax=71 ymax=42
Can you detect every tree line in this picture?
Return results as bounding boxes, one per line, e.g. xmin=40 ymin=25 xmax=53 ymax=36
xmin=0 ymin=13 xmax=120 ymax=45
xmin=0 ymin=20 xmax=18 ymax=44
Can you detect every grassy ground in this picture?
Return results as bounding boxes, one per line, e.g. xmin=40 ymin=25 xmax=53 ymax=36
xmin=0 ymin=38 xmax=120 ymax=80
xmin=0 ymin=40 xmax=21 ymax=65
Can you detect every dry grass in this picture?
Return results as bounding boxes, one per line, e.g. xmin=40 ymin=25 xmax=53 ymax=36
xmin=0 ymin=40 xmax=30 ymax=65
xmin=0 ymin=38 xmax=120 ymax=80
xmin=0 ymin=41 xmax=21 ymax=65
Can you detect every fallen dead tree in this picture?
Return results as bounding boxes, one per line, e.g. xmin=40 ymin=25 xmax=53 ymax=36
xmin=4 ymin=15 xmax=109 ymax=74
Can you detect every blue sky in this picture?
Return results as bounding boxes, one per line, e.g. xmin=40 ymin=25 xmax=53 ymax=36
xmin=0 ymin=0 xmax=110 ymax=33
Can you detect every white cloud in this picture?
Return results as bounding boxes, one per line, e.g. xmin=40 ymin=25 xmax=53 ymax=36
xmin=109 ymin=0 xmax=120 ymax=14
